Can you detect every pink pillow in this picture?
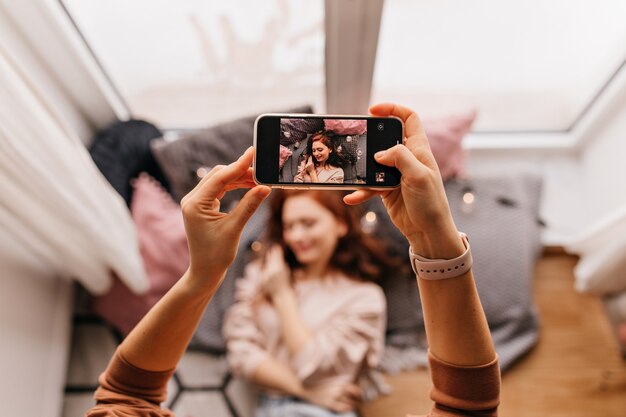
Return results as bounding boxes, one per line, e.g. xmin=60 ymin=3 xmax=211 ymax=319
xmin=92 ymin=174 xmax=189 ymax=335
xmin=279 ymin=144 xmax=293 ymax=169
xmin=324 ymin=119 xmax=366 ymax=135
xmin=423 ymin=110 xmax=477 ymax=181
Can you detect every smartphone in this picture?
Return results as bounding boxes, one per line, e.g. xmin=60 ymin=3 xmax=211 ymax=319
xmin=254 ymin=114 xmax=403 ymax=189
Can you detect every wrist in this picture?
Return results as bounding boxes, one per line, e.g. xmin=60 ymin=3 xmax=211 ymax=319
xmin=408 ymin=224 xmax=465 ymax=259
xmin=184 ymin=267 xmax=227 ymax=294
xmin=270 ymin=286 xmax=295 ymax=304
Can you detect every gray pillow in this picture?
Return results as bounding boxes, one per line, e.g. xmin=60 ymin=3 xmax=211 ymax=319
xmin=379 ymin=171 xmax=544 ymax=372
xmin=447 ymin=172 xmax=543 ymax=371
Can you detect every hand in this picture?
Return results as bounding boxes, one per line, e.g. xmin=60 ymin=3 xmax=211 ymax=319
xmin=305 ymin=156 xmax=315 ymax=173
xmin=302 ymin=382 xmax=362 ymax=413
xmin=344 ymin=103 xmax=464 ymax=258
xmin=261 ymin=245 xmax=292 ymax=300
xmin=181 ymin=147 xmax=271 ymax=286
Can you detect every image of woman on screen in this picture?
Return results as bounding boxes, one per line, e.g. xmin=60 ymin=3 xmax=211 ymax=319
xmin=294 ymin=131 xmax=345 ymax=183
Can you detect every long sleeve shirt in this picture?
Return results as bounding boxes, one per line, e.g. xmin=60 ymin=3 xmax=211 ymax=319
xmin=222 ymin=263 xmax=387 ymax=388
xmin=86 ymin=350 xmax=500 ymax=417
xmin=293 ymin=161 xmax=345 ymax=183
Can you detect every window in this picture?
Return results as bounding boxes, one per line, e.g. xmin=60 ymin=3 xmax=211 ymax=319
xmin=372 ymin=0 xmax=626 ymax=132
xmin=62 ymin=0 xmax=626 ymax=134
xmin=62 ymin=0 xmax=325 ymax=127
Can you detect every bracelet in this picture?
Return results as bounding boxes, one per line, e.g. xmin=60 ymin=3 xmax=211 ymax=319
xmin=409 ymin=233 xmax=472 ymax=280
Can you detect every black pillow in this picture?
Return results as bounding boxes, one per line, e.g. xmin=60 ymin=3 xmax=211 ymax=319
xmin=89 ymin=119 xmax=171 ymax=206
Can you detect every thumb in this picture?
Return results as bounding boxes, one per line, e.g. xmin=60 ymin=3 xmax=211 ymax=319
xmin=374 ymin=144 xmax=421 ymax=175
xmin=228 ymin=185 xmax=271 ymax=228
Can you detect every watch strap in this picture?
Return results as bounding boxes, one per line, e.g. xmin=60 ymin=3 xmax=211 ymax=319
xmin=409 ymin=233 xmax=472 ymax=280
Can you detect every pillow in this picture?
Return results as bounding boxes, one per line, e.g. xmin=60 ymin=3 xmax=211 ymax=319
xmin=152 ymin=106 xmax=313 ymax=207
xmin=89 ymin=119 xmax=172 ymax=206
xmin=357 ymin=171 xmax=544 ymax=372
xmin=334 ymin=134 xmax=363 ymax=164
xmin=324 ymin=119 xmax=366 ymax=135
xmin=278 ymin=145 xmax=293 ymax=170
xmin=91 ymin=173 xmax=189 ymax=335
xmin=280 ymin=116 xmax=324 ymax=146
xmin=423 ymin=110 xmax=477 ymax=181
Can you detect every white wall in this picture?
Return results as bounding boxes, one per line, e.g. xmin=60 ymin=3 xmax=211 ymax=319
xmin=463 ymin=51 xmax=626 ymax=247
xmin=465 ymin=148 xmax=584 ymax=246
xmin=464 ymin=92 xmax=626 ymax=247
xmin=0 ymin=265 xmax=73 ymax=417
xmin=579 ymin=88 xmax=626 ymax=223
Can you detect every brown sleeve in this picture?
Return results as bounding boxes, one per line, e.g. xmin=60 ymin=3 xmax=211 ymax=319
xmin=86 ymin=349 xmax=175 ymax=417
xmin=426 ymin=352 xmax=500 ymax=417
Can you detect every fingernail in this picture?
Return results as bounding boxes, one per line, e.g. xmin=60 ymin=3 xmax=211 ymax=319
xmin=374 ymin=150 xmax=386 ymax=159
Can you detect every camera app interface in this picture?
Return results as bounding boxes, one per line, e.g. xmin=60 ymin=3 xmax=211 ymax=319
xmin=278 ymin=118 xmax=368 ymax=184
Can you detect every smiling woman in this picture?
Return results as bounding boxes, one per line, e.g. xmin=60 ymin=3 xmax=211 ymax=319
xmin=294 ymin=132 xmax=346 ymax=183
xmin=223 ymin=190 xmax=400 ymax=415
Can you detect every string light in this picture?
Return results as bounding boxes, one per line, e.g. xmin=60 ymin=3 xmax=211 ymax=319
xmin=361 ymin=211 xmax=378 ymax=233
xmin=196 ymin=166 xmax=210 ymax=178
xmin=461 ymin=186 xmax=476 ymax=214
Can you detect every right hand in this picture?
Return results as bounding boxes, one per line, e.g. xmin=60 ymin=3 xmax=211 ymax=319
xmin=260 ymin=245 xmax=292 ymax=301
xmin=304 ymin=156 xmax=315 ymax=173
xmin=344 ymin=103 xmax=464 ymax=258
xmin=302 ymin=382 xmax=362 ymax=413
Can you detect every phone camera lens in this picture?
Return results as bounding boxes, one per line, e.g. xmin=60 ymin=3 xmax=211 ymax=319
xmin=377 ymin=123 xmax=384 ymax=131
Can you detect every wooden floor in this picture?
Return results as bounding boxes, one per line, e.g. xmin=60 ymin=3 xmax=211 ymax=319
xmin=360 ymin=254 xmax=626 ymax=417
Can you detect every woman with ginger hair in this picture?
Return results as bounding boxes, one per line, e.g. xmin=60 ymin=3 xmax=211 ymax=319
xmin=294 ymin=131 xmax=345 ymax=183
xmin=223 ymin=188 xmax=399 ymax=415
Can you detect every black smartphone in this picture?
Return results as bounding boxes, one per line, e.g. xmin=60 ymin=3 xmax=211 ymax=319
xmin=254 ymin=114 xmax=403 ymax=189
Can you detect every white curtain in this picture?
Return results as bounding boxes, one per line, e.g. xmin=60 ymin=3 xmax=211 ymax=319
xmin=0 ymin=37 xmax=147 ymax=295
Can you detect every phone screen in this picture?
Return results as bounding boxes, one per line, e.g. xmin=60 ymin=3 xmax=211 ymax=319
xmin=255 ymin=115 xmax=402 ymax=188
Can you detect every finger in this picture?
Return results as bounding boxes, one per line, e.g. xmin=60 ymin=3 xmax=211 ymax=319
xmin=342 ymin=384 xmax=362 ymax=400
xmin=227 ymin=185 xmax=272 ymax=228
xmin=369 ymin=103 xmax=428 ymax=151
xmin=373 ymin=144 xmax=427 ymax=178
xmin=182 ymin=165 xmax=225 ymax=205
xmin=184 ymin=151 xmax=248 ymax=203
xmin=198 ymin=147 xmax=255 ymax=203
xmin=215 ymin=168 xmax=258 ymax=200
xmin=220 ymin=169 xmax=256 ymax=191
xmin=334 ymin=399 xmax=356 ymax=413
xmin=343 ymin=189 xmax=380 ymax=206
xmin=267 ymin=245 xmax=281 ymax=265
xmin=270 ymin=244 xmax=284 ymax=260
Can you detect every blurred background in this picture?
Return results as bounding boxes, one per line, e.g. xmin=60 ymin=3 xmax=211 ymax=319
xmin=1 ymin=1 xmax=626 ymax=416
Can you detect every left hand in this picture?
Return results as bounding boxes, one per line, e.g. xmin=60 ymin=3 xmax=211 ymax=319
xmin=181 ymin=147 xmax=271 ymax=287
xmin=261 ymin=245 xmax=292 ymax=300
xmin=302 ymin=382 xmax=362 ymax=413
